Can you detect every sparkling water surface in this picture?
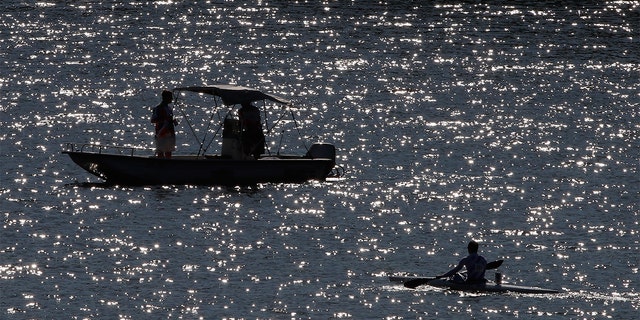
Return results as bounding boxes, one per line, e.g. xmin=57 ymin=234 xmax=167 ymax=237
xmin=1 ymin=1 xmax=639 ymax=319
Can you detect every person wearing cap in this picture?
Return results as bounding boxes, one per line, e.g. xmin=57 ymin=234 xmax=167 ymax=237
xmin=438 ymin=240 xmax=488 ymax=284
xmin=151 ymin=90 xmax=177 ymax=158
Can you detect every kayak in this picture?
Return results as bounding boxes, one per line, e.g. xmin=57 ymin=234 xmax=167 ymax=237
xmin=389 ymin=276 xmax=561 ymax=294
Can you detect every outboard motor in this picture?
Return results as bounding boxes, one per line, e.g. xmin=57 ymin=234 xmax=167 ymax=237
xmin=306 ymin=143 xmax=336 ymax=164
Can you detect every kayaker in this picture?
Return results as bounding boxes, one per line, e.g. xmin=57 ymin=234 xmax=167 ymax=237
xmin=438 ymin=240 xmax=488 ymax=284
xmin=151 ymin=90 xmax=177 ymax=158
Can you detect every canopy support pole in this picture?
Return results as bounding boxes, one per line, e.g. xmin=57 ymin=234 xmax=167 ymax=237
xmin=197 ymin=97 xmax=221 ymax=156
xmin=173 ymin=91 xmax=202 ymax=154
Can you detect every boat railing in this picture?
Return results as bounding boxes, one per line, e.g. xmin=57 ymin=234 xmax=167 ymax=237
xmin=63 ymin=143 xmax=151 ymax=157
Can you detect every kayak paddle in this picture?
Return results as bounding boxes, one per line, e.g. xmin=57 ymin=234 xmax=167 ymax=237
xmin=403 ymin=259 xmax=504 ymax=289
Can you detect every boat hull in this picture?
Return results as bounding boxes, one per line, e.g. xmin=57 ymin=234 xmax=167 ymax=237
xmin=389 ymin=276 xmax=561 ymax=294
xmin=63 ymin=151 xmax=335 ymax=186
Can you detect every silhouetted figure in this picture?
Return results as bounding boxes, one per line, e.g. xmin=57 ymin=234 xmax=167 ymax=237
xmin=438 ymin=240 xmax=488 ymax=284
xmin=151 ymin=90 xmax=176 ymax=158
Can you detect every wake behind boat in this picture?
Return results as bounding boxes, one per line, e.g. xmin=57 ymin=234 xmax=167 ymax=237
xmin=63 ymin=84 xmax=341 ymax=186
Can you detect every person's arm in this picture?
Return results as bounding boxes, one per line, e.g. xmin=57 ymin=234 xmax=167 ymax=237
xmin=439 ymin=259 xmax=465 ymax=278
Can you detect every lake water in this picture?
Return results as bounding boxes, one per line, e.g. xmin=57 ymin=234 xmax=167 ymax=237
xmin=1 ymin=1 xmax=638 ymax=318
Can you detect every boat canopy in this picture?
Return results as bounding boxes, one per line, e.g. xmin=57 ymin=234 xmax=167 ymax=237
xmin=174 ymin=85 xmax=290 ymax=106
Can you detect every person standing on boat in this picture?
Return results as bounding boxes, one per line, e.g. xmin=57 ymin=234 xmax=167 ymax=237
xmin=238 ymin=102 xmax=265 ymax=159
xmin=151 ymin=90 xmax=177 ymax=158
xmin=438 ymin=240 xmax=488 ymax=284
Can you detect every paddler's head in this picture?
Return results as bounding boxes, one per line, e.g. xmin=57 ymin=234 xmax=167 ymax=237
xmin=467 ymin=240 xmax=479 ymax=254
xmin=162 ymin=90 xmax=173 ymax=103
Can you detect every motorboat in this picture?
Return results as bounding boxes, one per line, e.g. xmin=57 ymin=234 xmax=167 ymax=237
xmin=63 ymin=85 xmax=340 ymax=186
